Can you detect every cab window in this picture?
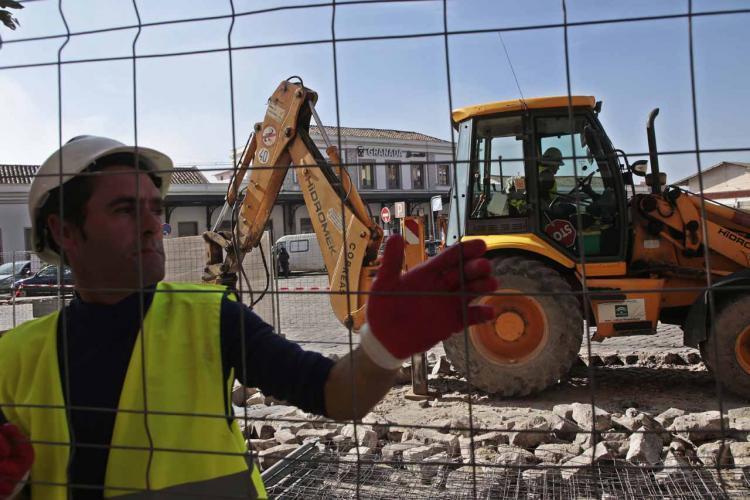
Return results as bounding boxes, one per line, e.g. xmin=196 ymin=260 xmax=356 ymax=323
xmin=469 ymin=115 xmax=527 ymax=219
xmin=534 ymin=115 xmax=620 ymax=258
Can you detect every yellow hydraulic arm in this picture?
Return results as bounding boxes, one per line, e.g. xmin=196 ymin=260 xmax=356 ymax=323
xmin=203 ymin=78 xmax=384 ymax=329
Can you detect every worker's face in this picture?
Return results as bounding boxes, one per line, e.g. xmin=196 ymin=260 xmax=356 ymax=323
xmin=63 ymin=165 xmax=165 ymax=292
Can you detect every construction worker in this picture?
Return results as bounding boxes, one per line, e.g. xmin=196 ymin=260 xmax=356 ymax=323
xmin=0 ymin=136 xmax=497 ymax=499
xmin=538 ymin=146 xmax=564 ymax=204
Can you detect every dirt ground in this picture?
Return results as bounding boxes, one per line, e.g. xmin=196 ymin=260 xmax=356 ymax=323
xmin=371 ymin=361 xmax=748 ymax=431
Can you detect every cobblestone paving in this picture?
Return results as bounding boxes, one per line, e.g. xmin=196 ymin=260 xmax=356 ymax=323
xmin=273 ymin=274 xmax=696 ymax=360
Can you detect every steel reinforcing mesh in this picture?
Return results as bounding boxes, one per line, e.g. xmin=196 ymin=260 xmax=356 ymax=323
xmin=1 ymin=0 xmax=750 ymax=498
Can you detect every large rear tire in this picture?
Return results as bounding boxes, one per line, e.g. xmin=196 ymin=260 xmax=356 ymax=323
xmin=700 ymin=294 xmax=750 ymax=398
xmin=443 ymin=255 xmax=583 ymax=396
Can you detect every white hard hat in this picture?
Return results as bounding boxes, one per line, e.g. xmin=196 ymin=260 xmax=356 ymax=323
xmin=29 ymin=135 xmax=174 ymax=264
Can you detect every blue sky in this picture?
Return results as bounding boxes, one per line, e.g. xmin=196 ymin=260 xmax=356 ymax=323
xmin=1 ymin=0 xmax=748 ymax=183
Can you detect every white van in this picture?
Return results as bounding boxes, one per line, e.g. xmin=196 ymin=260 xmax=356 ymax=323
xmin=274 ymin=233 xmax=326 ymax=274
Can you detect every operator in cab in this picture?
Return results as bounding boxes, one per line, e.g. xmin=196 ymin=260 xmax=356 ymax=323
xmin=0 ymin=136 xmax=497 ymax=499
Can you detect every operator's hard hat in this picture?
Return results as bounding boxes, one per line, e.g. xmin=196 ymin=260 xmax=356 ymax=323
xmin=29 ymin=135 xmax=174 ymax=264
xmin=540 ymin=147 xmax=564 ymax=167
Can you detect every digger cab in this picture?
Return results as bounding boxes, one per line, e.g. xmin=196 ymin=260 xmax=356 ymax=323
xmin=447 ymin=96 xmax=630 ymax=268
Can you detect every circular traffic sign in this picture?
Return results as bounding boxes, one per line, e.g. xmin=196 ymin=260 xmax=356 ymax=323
xmin=380 ymin=206 xmax=391 ymax=223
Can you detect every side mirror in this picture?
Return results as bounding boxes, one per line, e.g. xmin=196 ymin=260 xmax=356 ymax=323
xmin=631 ymin=159 xmax=648 ymax=176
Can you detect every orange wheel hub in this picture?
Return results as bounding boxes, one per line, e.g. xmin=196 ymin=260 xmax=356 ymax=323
xmin=735 ymin=326 xmax=750 ymax=375
xmin=469 ymin=289 xmax=548 ymax=366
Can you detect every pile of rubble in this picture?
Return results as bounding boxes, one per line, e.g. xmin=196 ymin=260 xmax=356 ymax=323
xmin=233 ymin=385 xmax=750 ymax=491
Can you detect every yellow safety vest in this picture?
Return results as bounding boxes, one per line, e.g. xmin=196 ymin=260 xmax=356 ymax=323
xmin=0 ymin=282 xmax=267 ymax=499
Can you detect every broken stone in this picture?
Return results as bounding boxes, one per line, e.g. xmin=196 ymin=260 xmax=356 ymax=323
xmin=685 ymin=352 xmax=701 ymax=364
xmin=574 ymin=431 xmax=597 ymax=449
xmin=495 ymin=444 xmax=537 ymax=466
xmin=431 ymin=356 xmax=453 ymax=376
xmin=550 ymin=416 xmax=582 ymax=442
xmin=244 ymin=393 xmax=265 ymax=406
xmin=729 ymin=442 xmax=750 ymax=469
xmin=560 ymin=443 xmax=612 ymax=480
xmin=655 ymin=408 xmax=687 ymax=428
xmin=669 ymin=411 xmax=728 ymax=442
xmin=624 ymin=354 xmax=639 ymax=365
xmin=508 ymin=415 xmax=554 ymax=448
xmin=571 ymin=403 xmax=612 ymax=432
xmin=246 ymin=438 xmax=276 ymax=452
xmin=449 ymin=415 xmax=471 ymax=436
xmin=232 ymin=384 xmax=258 ymax=406
xmin=534 ymin=443 xmax=582 ymax=463
xmin=403 ymin=444 xmax=447 ymax=466
xmin=662 ymin=352 xmax=686 ymax=365
xmin=696 ymin=441 xmax=732 ymax=466
xmin=613 ymin=409 xmax=660 ymax=432
xmin=417 ymin=451 xmax=449 ymax=484
xmin=626 ymin=426 xmax=662 ymax=465
xmin=603 ymin=354 xmax=624 ymax=366
xmin=340 ymin=424 xmax=378 ymax=448
xmin=273 ymin=428 xmax=298 ymax=445
xmin=295 ymin=428 xmax=337 ymax=441
xmin=655 ymin=450 xmax=691 ymax=484
xmin=249 ymin=422 xmax=275 ymax=440
xmin=362 ymin=415 xmax=391 ymax=439
xmin=331 ymin=435 xmax=353 ymax=452
xmin=553 ymin=404 xmax=574 ymax=421
xmin=341 ymin=446 xmax=374 ymax=463
xmin=382 ymin=441 xmax=421 ymax=462
xmin=258 ymin=443 xmax=299 ymax=469
xmin=416 ymin=429 xmax=460 ymax=457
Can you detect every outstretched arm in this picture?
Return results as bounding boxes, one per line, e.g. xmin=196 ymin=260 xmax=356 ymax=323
xmin=324 ymin=236 xmax=497 ymax=420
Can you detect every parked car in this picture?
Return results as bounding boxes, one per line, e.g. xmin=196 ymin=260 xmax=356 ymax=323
xmin=0 ymin=260 xmax=32 ymax=294
xmin=14 ymin=265 xmax=74 ymax=297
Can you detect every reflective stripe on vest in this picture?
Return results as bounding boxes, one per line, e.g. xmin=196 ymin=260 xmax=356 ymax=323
xmin=0 ymin=282 xmax=267 ymax=499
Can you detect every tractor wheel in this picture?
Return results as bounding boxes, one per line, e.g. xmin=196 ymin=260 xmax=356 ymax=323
xmin=442 ymin=255 xmax=583 ymax=396
xmin=700 ymin=294 xmax=750 ymax=398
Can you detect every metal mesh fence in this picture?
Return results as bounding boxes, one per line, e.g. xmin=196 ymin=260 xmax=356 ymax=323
xmin=2 ymin=0 xmax=750 ymax=499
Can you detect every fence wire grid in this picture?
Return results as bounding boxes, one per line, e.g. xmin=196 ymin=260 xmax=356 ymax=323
xmin=2 ymin=0 xmax=750 ymax=499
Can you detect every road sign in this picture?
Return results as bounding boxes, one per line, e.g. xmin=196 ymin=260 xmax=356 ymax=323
xmin=162 ymin=223 xmax=172 ymax=236
xmin=380 ymin=206 xmax=391 ymax=223
xmin=544 ymin=219 xmax=576 ymax=248
xmin=431 ymin=195 xmax=443 ymax=212
xmin=394 ymin=201 xmax=406 ymax=219
xmin=403 ymin=218 xmax=420 ymax=245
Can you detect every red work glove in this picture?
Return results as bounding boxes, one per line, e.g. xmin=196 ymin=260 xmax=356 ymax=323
xmin=0 ymin=424 xmax=34 ymax=499
xmin=362 ymin=235 xmax=497 ymax=368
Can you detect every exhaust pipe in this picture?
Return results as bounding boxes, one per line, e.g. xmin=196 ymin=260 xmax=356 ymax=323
xmin=646 ymin=108 xmax=661 ymax=194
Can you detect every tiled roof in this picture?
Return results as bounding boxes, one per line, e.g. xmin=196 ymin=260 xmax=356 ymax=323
xmin=170 ymin=167 xmax=209 ymax=184
xmin=0 ymin=165 xmax=208 ymax=185
xmin=310 ymin=125 xmax=449 ymax=144
xmin=674 ymin=162 xmax=750 ymax=185
xmin=0 ymin=165 xmax=38 ymax=184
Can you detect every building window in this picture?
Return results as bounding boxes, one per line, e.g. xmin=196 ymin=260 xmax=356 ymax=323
xmin=177 ymin=221 xmax=199 ymax=236
xmin=291 ymin=169 xmax=298 ymax=185
xmin=411 ymin=163 xmax=425 ymax=189
xmin=24 ymin=228 xmax=32 ymax=251
xmin=360 ymin=163 xmax=374 ymax=189
xmin=437 ymin=164 xmax=450 ymax=186
xmin=300 ymin=217 xmax=313 ymax=233
xmin=386 ymin=162 xmax=401 ymax=189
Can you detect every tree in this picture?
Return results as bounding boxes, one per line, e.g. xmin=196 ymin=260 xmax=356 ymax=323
xmin=0 ymin=0 xmax=23 ymax=31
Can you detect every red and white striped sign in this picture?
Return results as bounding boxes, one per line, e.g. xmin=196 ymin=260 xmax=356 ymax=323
xmin=403 ymin=218 xmax=420 ymax=245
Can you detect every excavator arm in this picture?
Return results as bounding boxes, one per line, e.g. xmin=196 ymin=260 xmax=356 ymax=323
xmin=203 ymin=79 xmax=384 ymax=329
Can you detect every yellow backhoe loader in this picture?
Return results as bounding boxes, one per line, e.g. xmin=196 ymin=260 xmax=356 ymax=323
xmin=442 ymin=97 xmax=750 ymax=398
